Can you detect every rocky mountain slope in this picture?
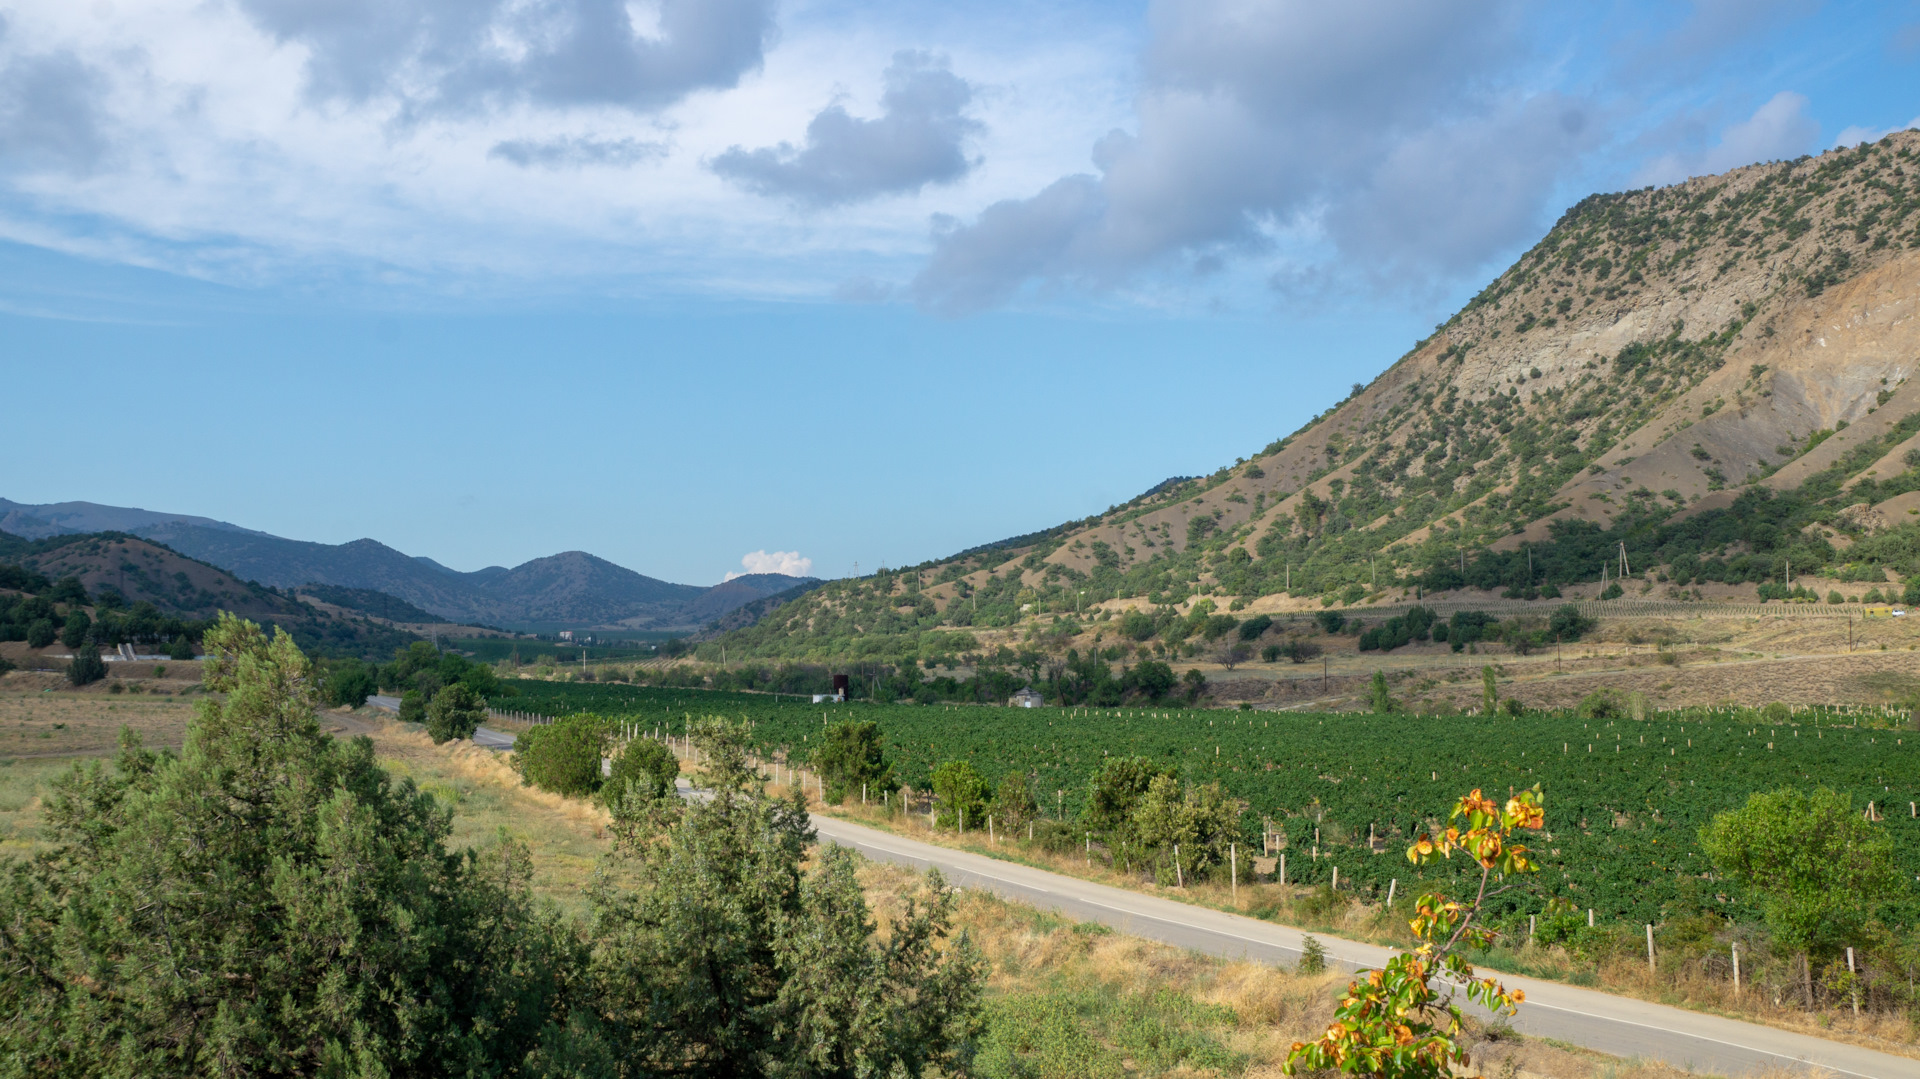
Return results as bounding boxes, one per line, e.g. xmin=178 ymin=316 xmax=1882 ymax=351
xmin=724 ymin=131 xmax=1920 ymax=659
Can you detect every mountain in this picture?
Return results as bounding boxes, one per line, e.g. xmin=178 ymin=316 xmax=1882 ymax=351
xmin=0 ymin=530 xmax=417 ymax=658
xmin=0 ymin=504 xmax=818 ymax=631
xmin=0 ymin=499 xmax=268 ymax=541
xmin=718 ymin=131 xmax=1920 ymax=658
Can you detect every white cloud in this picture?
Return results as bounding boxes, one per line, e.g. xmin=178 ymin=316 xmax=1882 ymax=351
xmin=725 ymin=549 xmax=813 ymax=581
xmin=1834 ymin=117 xmax=1920 ymax=149
xmin=1632 ymin=91 xmax=1819 ymax=186
xmin=912 ymin=0 xmax=1601 ymax=313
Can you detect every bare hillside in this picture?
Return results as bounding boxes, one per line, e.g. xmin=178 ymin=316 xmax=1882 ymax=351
xmin=724 ymin=133 xmax=1920 ymax=660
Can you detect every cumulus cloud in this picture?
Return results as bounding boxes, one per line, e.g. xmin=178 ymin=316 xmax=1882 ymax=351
xmin=911 ymin=0 xmax=1596 ymax=313
xmin=0 ymin=42 xmax=112 ymax=174
xmin=235 ymin=0 xmax=775 ymax=116
xmin=488 ymin=135 xmax=667 ymax=168
xmin=725 ymin=549 xmax=813 ymax=581
xmin=1632 ymin=91 xmax=1819 ymax=186
xmin=711 ymin=51 xmax=981 ymax=207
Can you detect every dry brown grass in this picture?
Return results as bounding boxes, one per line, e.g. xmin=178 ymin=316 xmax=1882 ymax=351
xmin=0 ymin=687 xmax=199 ymax=758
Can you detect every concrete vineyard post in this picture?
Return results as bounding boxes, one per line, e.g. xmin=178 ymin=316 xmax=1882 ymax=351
xmin=1732 ymin=942 xmax=1741 ymax=995
xmin=1280 ymin=852 xmax=1286 ymax=886
xmin=1230 ymin=843 xmax=1236 ymax=901
xmin=1588 ymin=908 xmax=1594 ymax=927
xmin=1331 ymin=866 xmax=1338 ymax=891
xmin=989 ymin=815 xmax=995 ymax=843
xmin=1646 ymin=924 xmax=1655 ymax=971
xmin=1529 ymin=914 xmax=1535 ymax=943
xmin=1174 ymin=844 xmax=1183 ymax=888
xmin=1848 ymin=947 xmax=1859 ymax=1016
xmin=1387 ymin=878 xmax=1396 ymax=907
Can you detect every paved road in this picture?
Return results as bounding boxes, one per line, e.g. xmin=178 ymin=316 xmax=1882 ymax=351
xmin=804 ymin=813 xmax=1920 ymax=1079
xmin=364 ymin=695 xmax=515 ymax=749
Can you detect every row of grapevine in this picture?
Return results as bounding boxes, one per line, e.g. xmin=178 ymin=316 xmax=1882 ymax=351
xmin=492 ymin=681 xmax=1920 ymax=925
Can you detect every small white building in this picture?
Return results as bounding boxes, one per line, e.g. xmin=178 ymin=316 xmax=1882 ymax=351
xmin=811 ymin=692 xmax=846 ymax=704
xmin=1009 ymin=687 xmax=1044 ymax=708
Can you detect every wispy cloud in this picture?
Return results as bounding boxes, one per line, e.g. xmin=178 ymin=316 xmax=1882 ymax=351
xmin=1632 ymin=91 xmax=1820 ymax=186
xmin=488 ymin=136 xmax=667 ymax=169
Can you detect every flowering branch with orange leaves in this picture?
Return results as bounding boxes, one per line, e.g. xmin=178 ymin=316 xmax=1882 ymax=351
xmin=1285 ymin=786 xmax=1546 ymax=1079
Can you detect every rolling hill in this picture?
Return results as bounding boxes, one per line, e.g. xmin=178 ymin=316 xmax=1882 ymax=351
xmin=0 ymin=530 xmax=418 ymax=658
xmin=719 ymin=131 xmax=1920 ymax=660
xmin=0 ymin=505 xmax=816 ymax=631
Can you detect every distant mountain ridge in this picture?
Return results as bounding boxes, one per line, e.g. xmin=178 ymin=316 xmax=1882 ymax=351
xmin=0 ymin=499 xmax=815 ymax=631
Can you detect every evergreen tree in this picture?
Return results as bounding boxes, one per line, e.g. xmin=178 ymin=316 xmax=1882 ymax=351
xmin=0 ymin=613 xmax=568 ymax=1075
xmin=425 ymin=683 xmax=487 ymax=744
xmin=59 ymin=610 xmax=90 ymax=650
xmin=65 ymin=650 xmax=105 ymax=687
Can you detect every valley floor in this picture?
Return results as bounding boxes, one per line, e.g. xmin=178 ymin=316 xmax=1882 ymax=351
xmin=0 ymin=691 xmax=1756 ymax=1079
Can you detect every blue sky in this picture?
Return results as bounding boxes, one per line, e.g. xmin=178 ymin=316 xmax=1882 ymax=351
xmin=4 ymin=0 xmax=1918 ymax=585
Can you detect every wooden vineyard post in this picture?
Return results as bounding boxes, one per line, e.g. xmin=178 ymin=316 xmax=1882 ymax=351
xmin=1085 ymin=834 xmax=1091 ymax=866
xmin=989 ymin=815 xmax=995 ymax=843
xmin=959 ymin=807 xmax=965 ymax=836
xmin=1528 ymin=914 xmax=1535 ymax=943
xmin=1174 ymin=844 xmax=1183 ymax=888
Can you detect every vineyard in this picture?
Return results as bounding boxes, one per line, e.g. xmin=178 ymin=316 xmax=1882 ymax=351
xmin=494 ymin=681 xmax=1920 ymax=926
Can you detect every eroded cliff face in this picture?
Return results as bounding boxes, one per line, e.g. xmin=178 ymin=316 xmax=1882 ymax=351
xmin=1005 ymin=130 xmax=1920 ymax=590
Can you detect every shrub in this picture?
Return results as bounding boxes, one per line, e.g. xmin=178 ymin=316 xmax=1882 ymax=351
xmin=1828 ymin=590 xmax=1845 ymax=604
xmin=26 ymin=618 xmax=55 ymax=649
xmin=167 ymin=635 xmax=196 ymax=660
xmin=1907 ymin=579 xmax=1920 ymax=605
xmin=425 ymin=684 xmax=486 ymax=744
xmin=66 ymin=650 xmax=106 ymax=687
xmin=1576 ymin=689 xmax=1625 ymax=719
xmin=398 ymin=689 xmax=427 ymax=725
xmin=1200 ymin=614 xmax=1240 ymax=641
xmin=1298 ymin=935 xmax=1328 ymax=974
xmin=1548 ymin=604 xmax=1595 ymax=641
xmin=602 ymin=737 xmax=679 ymax=809
xmin=930 ymin=759 xmax=990 ymax=830
xmin=60 ymin=611 xmax=91 ymax=650
xmin=512 ymin=713 xmax=606 ymax=797
xmin=812 ymin=719 xmax=897 ymax=803
xmin=1280 ymin=639 xmax=1322 ymax=663
xmin=1599 ymin=582 xmax=1624 ymax=600
xmin=1313 ymin=610 xmax=1346 ymax=634
xmin=1237 ymin=614 xmax=1272 ymax=641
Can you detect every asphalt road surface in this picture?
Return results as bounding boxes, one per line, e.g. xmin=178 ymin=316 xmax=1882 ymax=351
xmin=804 ymin=813 xmax=1920 ymax=1079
